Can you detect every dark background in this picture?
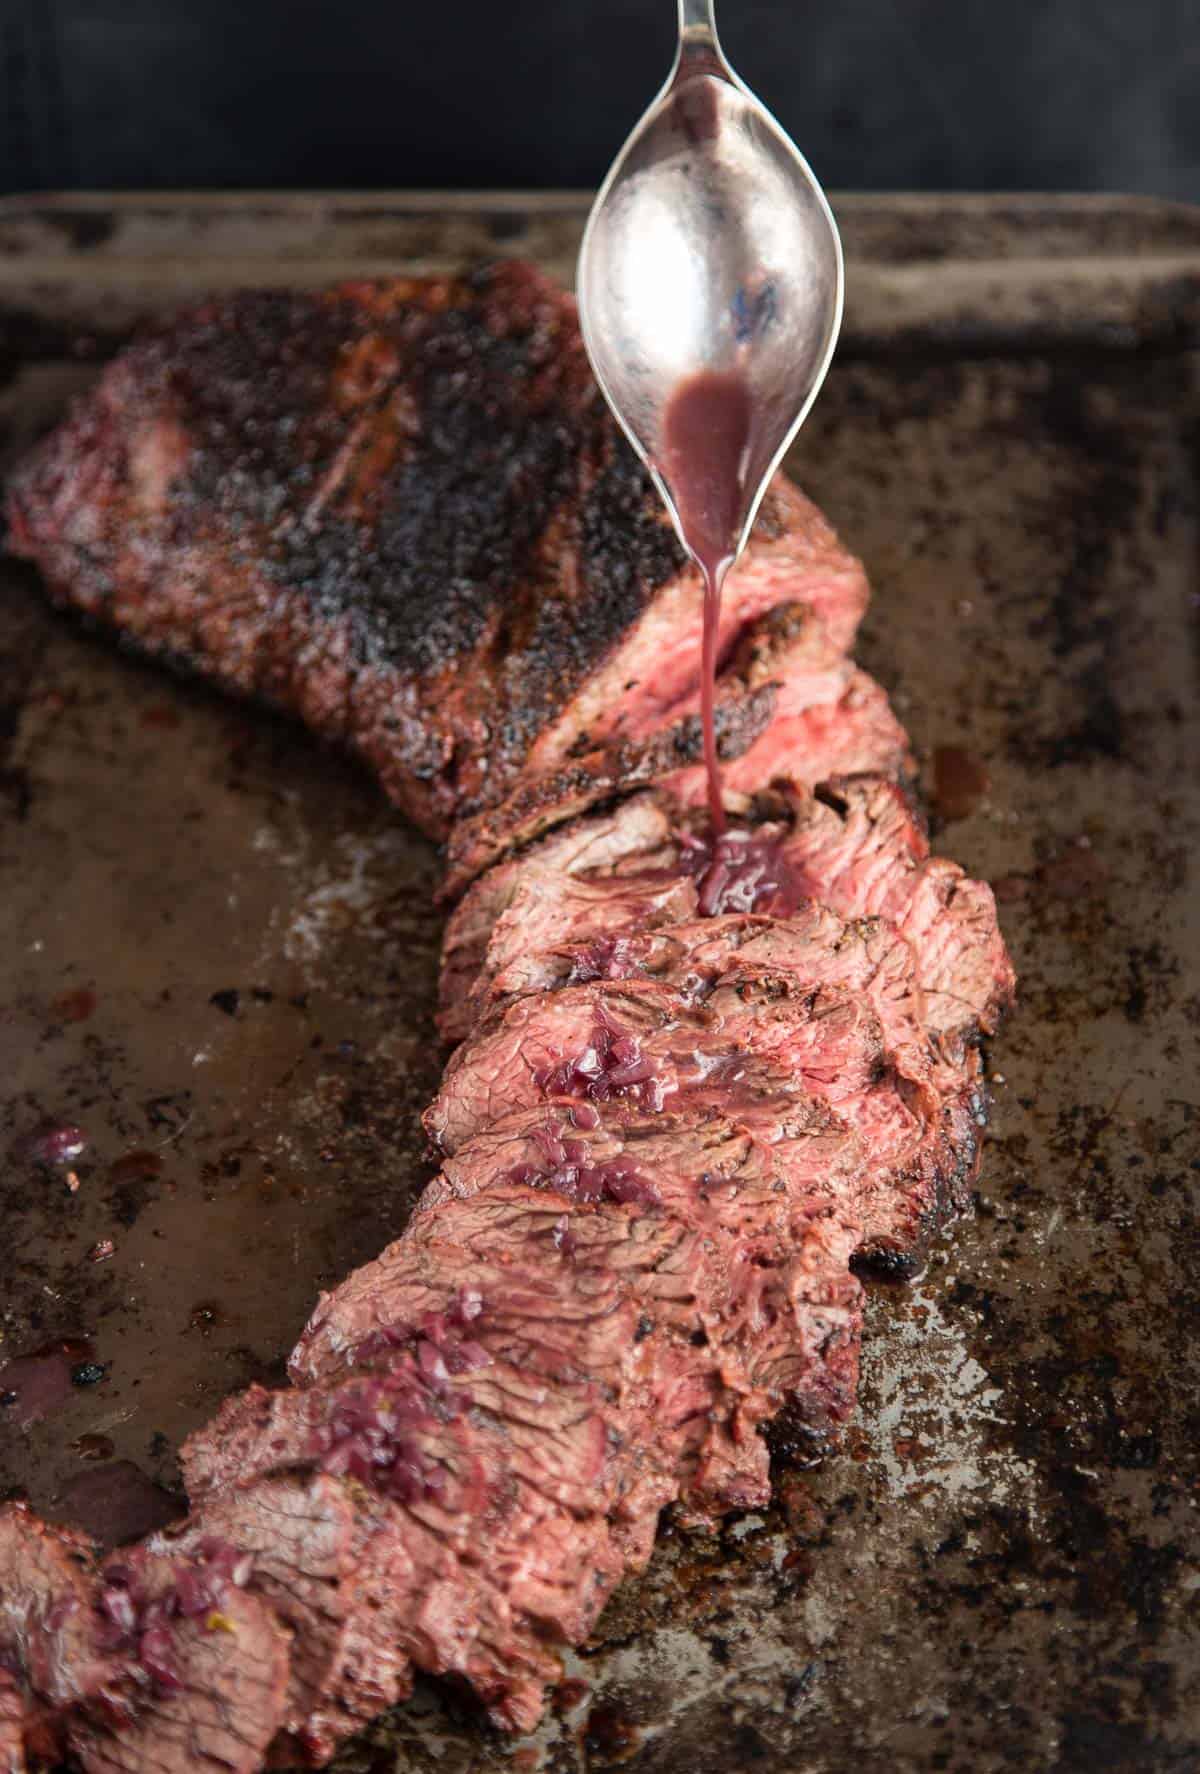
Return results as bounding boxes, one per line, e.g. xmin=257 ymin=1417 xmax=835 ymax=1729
xmin=4 ymin=0 xmax=1199 ymax=200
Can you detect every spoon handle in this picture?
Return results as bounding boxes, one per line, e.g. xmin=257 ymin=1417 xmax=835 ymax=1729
xmin=677 ymin=0 xmax=720 ymax=54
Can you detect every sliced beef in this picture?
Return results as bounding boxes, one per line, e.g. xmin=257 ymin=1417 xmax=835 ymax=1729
xmin=291 ymin=1103 xmax=863 ymax=1498
xmin=429 ymin=1104 xmax=864 ymax=1441
xmin=439 ymin=793 xmax=679 ymax=1038
xmin=474 ymin=911 xmax=965 ymax=1239
xmin=68 ymin=1550 xmax=291 ymax=1774
xmin=431 ymin=966 xmax=967 ymax=1265
xmin=663 ymin=667 xmax=913 ymax=810
xmin=425 ymin=971 xmax=893 ymax=1156
xmin=0 ymin=1675 xmax=23 ymax=1774
xmin=293 ymin=1071 xmax=860 ymax=1390
xmin=769 ymin=776 xmax=1016 ymax=1053
xmin=0 ymin=1504 xmax=115 ymax=1763
xmin=441 ymin=773 xmax=1012 ymax=1067
xmin=6 ymin=266 xmax=867 ymax=842
xmin=436 ymin=797 xmax=796 ymax=1027
xmin=146 ymin=1474 xmax=412 ymax=1767
xmin=284 ymin=1174 xmax=775 ymax=1509
xmin=441 ymin=865 xmax=698 ymax=1043
xmin=180 ymin=1302 xmax=653 ymax=1725
xmin=477 ymin=909 xmax=929 ymax=1086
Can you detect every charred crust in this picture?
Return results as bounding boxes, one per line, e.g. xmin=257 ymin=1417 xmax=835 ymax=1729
xmin=21 ymin=265 xmax=695 ymax=820
xmin=813 ymin=782 xmax=850 ymax=817
xmin=850 ymin=1240 xmax=925 ymax=1283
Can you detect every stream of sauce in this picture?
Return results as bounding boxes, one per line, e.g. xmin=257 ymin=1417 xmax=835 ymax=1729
xmin=657 ymin=369 xmax=753 ymax=835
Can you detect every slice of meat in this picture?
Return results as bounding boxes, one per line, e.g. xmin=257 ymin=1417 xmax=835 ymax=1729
xmin=436 ymin=658 xmax=779 ymax=900
xmin=664 ymin=667 xmax=913 ymax=809
xmin=428 ymin=962 xmax=963 ymax=1265
xmin=771 ymin=776 xmax=1016 ymax=1053
xmin=616 ymin=597 xmax=850 ymax=746
xmin=439 ymin=792 xmax=678 ymax=1037
xmin=437 ymin=612 xmax=893 ymax=901
xmin=6 ymin=265 xmax=867 ymax=843
xmin=292 ymin=1102 xmax=864 ymax=1493
xmin=68 ymin=1551 xmax=291 ymax=1774
xmin=441 ymin=865 xmax=698 ymax=1044
xmin=424 ymin=973 xmax=891 ymax=1157
xmin=473 ymin=909 xmax=959 ymax=1242
xmin=477 ymin=909 xmax=931 ymax=1095
xmin=0 ymin=1675 xmax=23 ymax=1774
xmin=180 ymin=1197 xmax=709 ymax=1735
xmin=179 ymin=1309 xmax=652 ymax=1725
xmin=146 ymin=1475 xmax=412 ymax=1767
xmin=294 ymin=1068 xmax=861 ymax=1382
xmin=468 ymin=909 xmax=995 ymax=1246
xmin=428 ymin=1104 xmax=865 ymax=1443
xmin=0 ymin=1504 xmax=115 ymax=1763
xmin=192 ymin=1194 xmax=685 ymax=1507
xmin=287 ymin=1174 xmax=774 ymax=1506
xmin=442 ymin=773 xmax=1012 ymax=1070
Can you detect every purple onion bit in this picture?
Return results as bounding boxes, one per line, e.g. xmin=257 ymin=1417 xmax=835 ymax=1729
xmin=567 ymin=935 xmax=641 ymax=984
xmin=96 ymin=1540 xmax=252 ymax=1694
xmin=507 ymin=1123 xmax=662 ymax=1212
xmin=534 ymin=1014 xmax=667 ymax=1113
xmin=16 ymin=1120 xmax=88 ymax=1167
xmin=352 ymin=1287 xmax=491 ymax=1383
xmin=306 ymin=1368 xmax=459 ymax=1508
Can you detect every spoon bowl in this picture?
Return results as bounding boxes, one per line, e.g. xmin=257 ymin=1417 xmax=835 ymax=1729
xmin=577 ymin=0 xmax=844 ymax=565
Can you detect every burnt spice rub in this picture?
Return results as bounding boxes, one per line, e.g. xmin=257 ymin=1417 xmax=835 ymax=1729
xmin=0 ymin=265 xmax=1013 ymax=1772
xmin=7 ymin=261 xmax=874 ymax=858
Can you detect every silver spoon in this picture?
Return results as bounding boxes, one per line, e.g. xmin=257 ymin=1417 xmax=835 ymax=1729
xmin=577 ymin=0 xmax=844 ymax=571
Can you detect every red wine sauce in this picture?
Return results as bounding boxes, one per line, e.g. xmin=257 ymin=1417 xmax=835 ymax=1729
xmin=658 ymin=370 xmax=753 ymax=835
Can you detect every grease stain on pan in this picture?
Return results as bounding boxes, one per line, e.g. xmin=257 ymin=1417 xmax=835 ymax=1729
xmin=860 ymin=1277 xmax=1041 ymax=1514
xmin=253 ymin=818 xmax=439 ymax=964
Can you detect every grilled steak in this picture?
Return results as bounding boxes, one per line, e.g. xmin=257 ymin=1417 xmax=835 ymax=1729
xmin=0 ymin=1507 xmax=116 ymax=1764
xmin=438 ymin=792 xmax=684 ymax=1038
xmin=425 ymin=971 xmax=894 ymax=1154
xmin=0 ymin=1673 xmax=23 ymax=1774
xmin=5 ymin=263 xmax=868 ymax=845
xmin=0 ymin=267 xmax=1014 ymax=1773
xmin=440 ymin=773 xmax=1013 ymax=1060
xmin=145 ymin=1475 xmax=414 ymax=1766
xmin=67 ymin=1551 xmax=291 ymax=1774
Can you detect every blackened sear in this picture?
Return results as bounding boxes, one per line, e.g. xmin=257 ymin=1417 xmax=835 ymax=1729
xmin=5 ymin=263 xmax=868 ymax=842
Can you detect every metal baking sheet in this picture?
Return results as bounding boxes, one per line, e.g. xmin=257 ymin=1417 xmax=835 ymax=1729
xmin=0 ymin=192 xmax=1198 ymax=1773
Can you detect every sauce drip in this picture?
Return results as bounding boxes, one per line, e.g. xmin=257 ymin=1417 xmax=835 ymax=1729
xmin=658 ymin=369 xmax=753 ymax=835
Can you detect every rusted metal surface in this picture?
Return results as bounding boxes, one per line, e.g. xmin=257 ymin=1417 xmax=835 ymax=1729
xmin=0 ymin=193 xmax=1197 ymax=1772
